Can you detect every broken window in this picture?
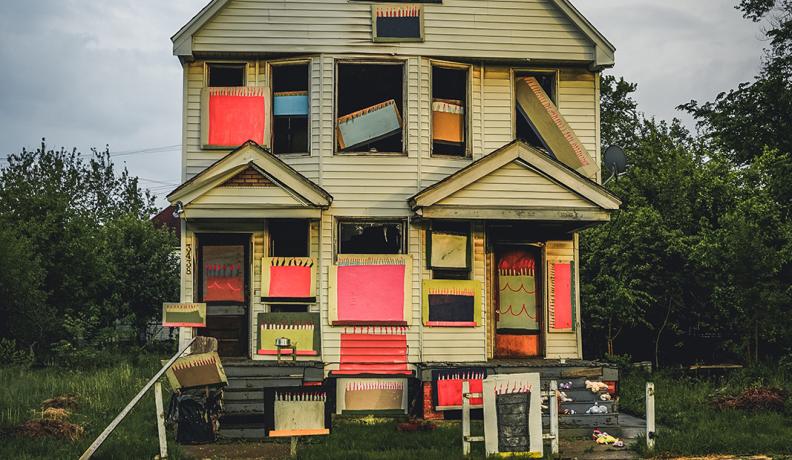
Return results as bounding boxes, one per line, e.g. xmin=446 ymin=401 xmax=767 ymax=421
xmin=269 ymin=219 xmax=310 ymax=257
xmin=515 ymin=71 xmax=556 ymax=150
xmin=336 ymin=63 xmax=404 ymax=153
xmin=432 ymin=66 xmax=468 ymax=156
xmin=269 ymin=304 xmax=310 ymax=313
xmin=208 ymin=63 xmax=246 ymax=87
xmin=338 ymin=220 xmax=406 ymax=255
xmin=272 ymin=63 xmax=310 ymax=154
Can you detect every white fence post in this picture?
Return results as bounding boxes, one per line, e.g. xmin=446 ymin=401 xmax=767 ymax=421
xmin=462 ymin=381 xmax=471 ymax=456
xmin=646 ymin=382 xmax=655 ymax=451
xmin=549 ymin=380 xmax=559 ymax=456
xmin=154 ymin=382 xmax=168 ymax=459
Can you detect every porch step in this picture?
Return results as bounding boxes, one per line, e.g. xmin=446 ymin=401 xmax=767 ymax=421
xmin=217 ymin=425 xmax=268 ymax=440
xmin=224 ymin=389 xmax=265 ymax=402
xmin=224 ymin=400 xmax=267 ymax=415
xmin=227 ymin=376 xmax=303 ymax=390
xmin=542 ymin=413 xmax=619 ymax=427
xmin=555 ymin=400 xmax=616 ymax=413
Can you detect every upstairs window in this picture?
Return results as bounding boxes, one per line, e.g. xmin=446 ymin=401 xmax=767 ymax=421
xmin=336 ymin=63 xmax=404 ymax=154
xmin=338 ymin=220 xmax=406 ymax=255
xmin=515 ymin=71 xmax=557 ymax=150
xmin=208 ymin=63 xmax=246 ymax=87
xmin=432 ymin=65 xmax=469 ymax=157
xmin=272 ymin=63 xmax=310 ymax=155
xmin=269 ymin=219 xmax=310 ymax=257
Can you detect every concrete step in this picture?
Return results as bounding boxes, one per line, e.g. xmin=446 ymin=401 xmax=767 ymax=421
xmin=217 ymin=426 xmax=268 ymax=440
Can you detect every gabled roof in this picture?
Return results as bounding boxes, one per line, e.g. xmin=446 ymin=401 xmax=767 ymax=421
xmin=171 ymin=0 xmax=615 ymax=68
xmin=410 ymin=141 xmax=621 ymax=222
xmin=167 ymin=141 xmax=332 ymax=218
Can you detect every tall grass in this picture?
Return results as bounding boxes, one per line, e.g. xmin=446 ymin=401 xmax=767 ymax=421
xmin=0 ymin=355 xmax=182 ymax=460
xmin=620 ymin=366 xmax=792 ymax=457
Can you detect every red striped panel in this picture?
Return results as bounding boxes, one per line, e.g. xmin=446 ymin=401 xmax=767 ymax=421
xmin=339 ymin=334 xmax=409 ymax=375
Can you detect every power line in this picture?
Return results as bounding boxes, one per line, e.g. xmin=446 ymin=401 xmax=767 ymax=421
xmin=1 ymin=144 xmax=182 ymax=161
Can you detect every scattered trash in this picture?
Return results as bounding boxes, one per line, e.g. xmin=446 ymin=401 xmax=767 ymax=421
xmin=592 ymin=429 xmax=624 ymax=448
xmin=560 ymin=408 xmax=576 ymax=415
xmin=41 ymin=395 xmax=79 ymax=410
xmin=41 ymin=407 xmax=70 ymax=421
xmin=712 ymin=387 xmax=787 ymax=412
xmin=558 ymin=381 xmax=573 ymax=390
xmin=586 ymin=402 xmax=608 ymax=414
xmin=17 ymin=418 xmax=84 ymax=441
xmin=585 ymin=380 xmax=609 ymax=393
xmin=599 ymin=393 xmax=612 ymax=401
xmin=559 ymin=391 xmax=573 ymax=402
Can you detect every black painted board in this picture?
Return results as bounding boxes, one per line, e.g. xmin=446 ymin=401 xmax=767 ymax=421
xmin=376 ymin=16 xmax=421 ymax=39
xmin=428 ymin=294 xmax=474 ymax=322
xmin=496 ymin=392 xmax=530 ymax=453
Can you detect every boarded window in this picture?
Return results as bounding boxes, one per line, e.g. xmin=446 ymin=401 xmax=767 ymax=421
xmin=337 ymin=63 xmax=404 ymax=153
xmin=432 ymin=66 xmax=468 ymax=156
xmin=338 ymin=221 xmax=405 ymax=255
xmin=515 ymin=72 xmax=556 ymax=149
xmin=208 ymin=63 xmax=246 ymax=87
xmin=200 ymin=242 xmax=248 ymax=304
xmin=272 ymin=63 xmax=310 ymax=154
xmin=270 ymin=220 xmax=309 ymax=257
xmin=428 ymin=221 xmax=470 ymax=279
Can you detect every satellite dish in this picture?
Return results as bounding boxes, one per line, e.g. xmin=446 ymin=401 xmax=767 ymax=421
xmin=604 ymin=145 xmax=627 ymax=174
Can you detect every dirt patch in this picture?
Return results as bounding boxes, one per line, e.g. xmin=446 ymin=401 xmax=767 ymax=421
xmin=181 ymin=441 xmax=291 ymax=460
xmin=41 ymin=395 xmax=79 ymax=410
xmin=712 ymin=388 xmax=786 ymax=412
xmin=17 ymin=418 xmax=84 ymax=441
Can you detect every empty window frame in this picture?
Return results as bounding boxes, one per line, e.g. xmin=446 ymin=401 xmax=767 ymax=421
xmin=337 ymin=220 xmax=406 ymax=255
xmin=272 ymin=62 xmax=310 ymax=155
xmin=515 ymin=70 xmax=557 ymax=150
xmin=336 ymin=63 xmax=405 ymax=154
xmin=269 ymin=304 xmax=310 ymax=313
xmin=432 ymin=65 xmax=469 ymax=156
xmin=269 ymin=219 xmax=310 ymax=258
xmin=208 ymin=63 xmax=246 ymax=87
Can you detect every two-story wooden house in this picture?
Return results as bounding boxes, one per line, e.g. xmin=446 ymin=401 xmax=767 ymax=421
xmin=168 ymin=0 xmax=621 ymax=436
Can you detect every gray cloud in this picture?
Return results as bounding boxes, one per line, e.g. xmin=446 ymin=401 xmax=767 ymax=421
xmin=0 ymin=0 xmax=769 ymax=205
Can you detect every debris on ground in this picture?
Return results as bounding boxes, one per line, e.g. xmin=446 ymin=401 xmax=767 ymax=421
xmin=592 ymin=428 xmax=624 ymax=448
xmin=41 ymin=407 xmax=70 ymax=421
xmin=41 ymin=395 xmax=79 ymax=410
xmin=397 ymin=420 xmax=437 ymax=432
xmin=712 ymin=387 xmax=786 ymax=412
xmin=17 ymin=418 xmax=84 ymax=441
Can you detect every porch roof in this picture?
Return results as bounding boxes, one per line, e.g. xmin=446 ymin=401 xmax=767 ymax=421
xmin=409 ymin=141 xmax=621 ymax=223
xmin=167 ymin=141 xmax=332 ymax=219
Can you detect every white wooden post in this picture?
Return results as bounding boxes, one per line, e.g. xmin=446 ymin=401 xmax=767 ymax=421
xmin=646 ymin=382 xmax=655 ymax=451
xmin=79 ymin=338 xmax=195 ymax=460
xmin=462 ymin=381 xmax=471 ymax=456
xmin=549 ymin=380 xmax=559 ymax=456
xmin=290 ymin=436 xmax=298 ymax=457
xmin=154 ymin=382 xmax=168 ymax=459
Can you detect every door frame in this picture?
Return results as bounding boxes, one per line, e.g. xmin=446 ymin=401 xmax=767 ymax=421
xmin=195 ymin=232 xmax=252 ymax=357
xmin=489 ymin=242 xmax=545 ymax=359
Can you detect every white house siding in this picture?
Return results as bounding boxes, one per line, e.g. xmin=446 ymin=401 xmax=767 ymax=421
xmin=191 ymin=0 xmax=594 ymax=62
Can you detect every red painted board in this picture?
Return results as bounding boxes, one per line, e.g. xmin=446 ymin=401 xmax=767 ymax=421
xmin=495 ymin=334 xmax=540 ymax=358
xmin=553 ymin=263 xmax=573 ymax=329
xmin=337 ymin=264 xmax=405 ymax=323
xmin=339 ymin=334 xmax=409 ymax=375
xmin=268 ymin=265 xmax=312 ymax=298
xmin=208 ymin=92 xmax=266 ymax=146
xmin=437 ymin=377 xmax=484 ymax=407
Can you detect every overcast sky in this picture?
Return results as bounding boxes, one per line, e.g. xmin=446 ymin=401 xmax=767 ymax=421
xmin=0 ymin=0 xmax=769 ymax=205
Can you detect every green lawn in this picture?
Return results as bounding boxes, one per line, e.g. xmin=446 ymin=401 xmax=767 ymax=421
xmin=0 ymin=356 xmax=183 ymax=460
xmin=620 ymin=367 xmax=792 ymax=457
xmin=297 ymin=418 xmax=486 ymax=460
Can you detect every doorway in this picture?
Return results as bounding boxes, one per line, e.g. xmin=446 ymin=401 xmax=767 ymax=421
xmin=494 ymin=246 xmax=542 ymax=358
xmin=196 ymin=234 xmax=251 ymax=357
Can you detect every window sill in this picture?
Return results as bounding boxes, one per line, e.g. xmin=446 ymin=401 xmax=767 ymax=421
xmin=425 ymin=321 xmax=478 ymax=328
xmin=273 ymin=152 xmax=311 ymax=158
xmin=334 ymin=151 xmax=407 ymax=157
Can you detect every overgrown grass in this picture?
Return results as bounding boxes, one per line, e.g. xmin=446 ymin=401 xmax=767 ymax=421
xmin=0 ymin=355 xmax=182 ymax=460
xmin=297 ymin=418 xmax=487 ymax=460
xmin=620 ymin=366 xmax=792 ymax=457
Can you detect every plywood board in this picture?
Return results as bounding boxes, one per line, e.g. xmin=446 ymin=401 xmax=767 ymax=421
xmin=336 ymin=100 xmax=403 ymax=150
xmin=257 ymin=312 xmax=321 ymax=356
xmin=515 ymin=77 xmax=597 ymax=178
xmin=329 ymin=255 xmax=412 ymax=325
xmin=336 ymin=378 xmax=407 ymax=414
xmin=165 ymin=352 xmax=228 ymax=390
xmin=372 ymin=5 xmax=424 ymax=42
xmin=202 ymin=86 xmax=269 ymax=148
xmin=202 ymin=245 xmax=245 ymax=303
xmin=432 ymin=369 xmax=486 ymax=410
xmin=429 ymin=231 xmax=469 ymax=269
xmin=273 ymin=391 xmax=326 ymax=432
xmin=483 ymin=373 xmax=543 ymax=457
xmin=422 ymin=279 xmax=481 ymax=327
xmin=337 ymin=328 xmax=410 ymax=375
xmin=261 ymin=257 xmax=317 ymax=299
xmin=162 ymin=303 xmax=206 ymax=328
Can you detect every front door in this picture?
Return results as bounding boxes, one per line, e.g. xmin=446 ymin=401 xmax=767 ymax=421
xmin=196 ymin=234 xmax=251 ymax=357
xmin=494 ymin=246 xmax=542 ymax=358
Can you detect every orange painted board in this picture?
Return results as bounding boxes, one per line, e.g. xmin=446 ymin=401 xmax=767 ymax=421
xmin=495 ymin=334 xmax=540 ymax=358
xmin=432 ymin=99 xmax=465 ymax=144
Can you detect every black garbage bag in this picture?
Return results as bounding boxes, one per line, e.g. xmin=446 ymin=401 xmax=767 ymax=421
xmin=167 ymin=388 xmax=223 ymax=444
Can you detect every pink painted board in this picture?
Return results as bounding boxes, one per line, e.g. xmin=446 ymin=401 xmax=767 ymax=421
xmin=208 ymin=94 xmax=266 ymax=146
xmin=553 ymin=263 xmax=573 ymax=329
xmin=337 ymin=264 xmax=405 ymax=323
xmin=268 ymin=265 xmax=312 ymax=298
